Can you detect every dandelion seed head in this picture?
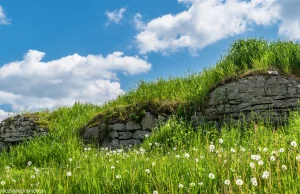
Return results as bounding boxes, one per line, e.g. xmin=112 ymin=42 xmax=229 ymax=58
xmin=224 ymin=180 xmax=230 ymax=185
xmin=291 ymin=141 xmax=297 ymax=147
xmin=178 ymin=184 xmax=184 ymax=188
xmin=236 ymin=179 xmax=243 ymax=186
xmin=66 ymin=172 xmax=72 ymax=177
xmin=208 ymin=173 xmax=215 ymax=179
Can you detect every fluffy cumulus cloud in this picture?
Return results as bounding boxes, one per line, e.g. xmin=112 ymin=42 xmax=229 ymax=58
xmin=106 ymin=7 xmax=126 ymax=24
xmin=135 ymin=0 xmax=300 ymax=54
xmin=0 ymin=5 xmax=10 ymax=25
xmin=0 ymin=50 xmax=151 ymax=117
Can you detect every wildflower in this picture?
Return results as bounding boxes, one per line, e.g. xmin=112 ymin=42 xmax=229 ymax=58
xmin=230 ymin=148 xmax=236 ymax=153
xmin=154 ymin=142 xmax=160 ymax=146
xmin=145 ymin=169 xmax=150 ymax=173
xmin=184 ymin=153 xmax=190 ymax=158
xmin=30 ymin=175 xmax=35 ymax=179
xmin=152 ymin=162 xmax=156 ymax=167
xmin=12 ymin=179 xmax=16 ymax=183
xmin=111 ymin=166 xmax=115 ymax=170
xmin=251 ymin=177 xmax=257 ymax=183
xmin=178 ymin=184 xmax=184 ymax=188
xmin=84 ymin=147 xmax=88 ymax=151
xmin=281 ymin=165 xmax=287 ymax=171
xmin=173 ymin=147 xmax=177 ymax=151
xmin=66 ymin=172 xmax=72 ymax=177
xmin=116 ymin=175 xmax=121 ymax=179
xmin=198 ymin=182 xmax=203 ymax=186
xmin=87 ymin=147 xmax=91 ymax=151
xmin=209 ymin=144 xmax=215 ymax=152
xmin=219 ymin=139 xmax=224 ymax=144
xmin=0 ymin=181 xmax=5 ymax=185
xmin=258 ymin=160 xmax=264 ymax=166
xmin=291 ymin=141 xmax=297 ymax=147
xmin=252 ymin=181 xmax=258 ymax=186
xmin=236 ymin=179 xmax=243 ymax=186
xmin=176 ymin=155 xmax=180 ymax=159
xmin=263 ymin=148 xmax=268 ymax=152
xmin=153 ymin=191 xmax=158 ymax=194
xmin=262 ymin=171 xmax=269 ymax=179
xmin=251 ymin=155 xmax=261 ymax=161
xmin=296 ymin=155 xmax=300 ymax=161
xmin=279 ymin=148 xmax=284 ymax=153
xmin=250 ymin=162 xmax=255 ymax=168
xmin=270 ymin=156 xmax=276 ymax=161
xmin=27 ymin=161 xmax=32 ymax=166
xmin=145 ymin=134 xmax=149 ymax=138
xmin=208 ymin=173 xmax=215 ymax=179
xmin=193 ymin=147 xmax=198 ymax=151
xmin=195 ymin=158 xmax=199 ymax=163
xmin=224 ymin=180 xmax=230 ymax=185
xmin=189 ymin=182 xmax=195 ymax=187
xmin=240 ymin=147 xmax=245 ymax=152
xmin=68 ymin=158 xmax=72 ymax=162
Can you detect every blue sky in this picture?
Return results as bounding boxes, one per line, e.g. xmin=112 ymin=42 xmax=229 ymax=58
xmin=0 ymin=0 xmax=299 ymax=120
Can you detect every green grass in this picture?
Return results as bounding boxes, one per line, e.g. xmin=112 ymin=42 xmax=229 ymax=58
xmin=0 ymin=38 xmax=300 ymax=193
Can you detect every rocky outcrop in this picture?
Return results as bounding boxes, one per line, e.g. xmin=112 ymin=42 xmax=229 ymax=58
xmin=0 ymin=115 xmax=48 ymax=151
xmin=202 ymin=74 xmax=300 ymax=125
xmin=83 ymin=112 xmax=157 ymax=149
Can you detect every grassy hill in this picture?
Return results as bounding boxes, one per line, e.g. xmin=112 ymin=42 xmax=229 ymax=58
xmin=1 ymin=39 xmax=300 ymax=193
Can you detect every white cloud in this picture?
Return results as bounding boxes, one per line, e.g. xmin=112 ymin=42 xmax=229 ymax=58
xmin=0 ymin=109 xmax=14 ymax=122
xmin=106 ymin=7 xmax=126 ymax=24
xmin=133 ymin=13 xmax=145 ymax=30
xmin=0 ymin=5 xmax=10 ymax=25
xmin=136 ymin=0 xmax=300 ymax=54
xmin=0 ymin=50 xmax=151 ymax=112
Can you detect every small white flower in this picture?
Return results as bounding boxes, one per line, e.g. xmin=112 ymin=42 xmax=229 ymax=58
xmin=66 ymin=172 xmax=72 ymax=177
xmin=68 ymin=158 xmax=72 ymax=162
xmin=296 ymin=155 xmax=300 ymax=161
xmin=189 ymin=182 xmax=195 ymax=187
xmin=145 ymin=134 xmax=149 ymax=138
xmin=116 ymin=175 xmax=121 ymax=179
xmin=184 ymin=153 xmax=190 ymax=158
xmin=87 ymin=147 xmax=91 ymax=151
xmin=263 ymin=148 xmax=268 ymax=152
xmin=252 ymin=181 xmax=258 ymax=186
xmin=153 ymin=191 xmax=158 ymax=194
xmin=198 ymin=182 xmax=203 ymax=186
xmin=279 ymin=148 xmax=284 ymax=153
xmin=219 ymin=139 xmax=224 ymax=144
xmin=178 ymin=184 xmax=184 ymax=188
xmin=111 ymin=166 xmax=115 ymax=170
xmin=270 ymin=156 xmax=276 ymax=161
xmin=224 ymin=180 xmax=230 ymax=185
xmin=258 ymin=160 xmax=264 ymax=166
xmin=12 ymin=179 xmax=16 ymax=183
xmin=84 ymin=147 xmax=88 ymax=151
xmin=262 ymin=171 xmax=269 ymax=179
xmin=251 ymin=177 xmax=257 ymax=183
xmin=27 ymin=161 xmax=32 ymax=166
xmin=251 ymin=155 xmax=261 ymax=161
xmin=281 ymin=165 xmax=287 ymax=171
xmin=291 ymin=141 xmax=297 ymax=147
xmin=154 ymin=142 xmax=160 ymax=146
xmin=0 ymin=181 xmax=5 ymax=185
xmin=209 ymin=144 xmax=215 ymax=152
xmin=240 ymin=147 xmax=245 ymax=152
xmin=173 ymin=147 xmax=177 ymax=150
xmin=195 ymin=158 xmax=199 ymax=163
xmin=230 ymin=148 xmax=236 ymax=153
xmin=208 ymin=173 xmax=215 ymax=179
xmin=145 ymin=169 xmax=150 ymax=173
xmin=250 ymin=162 xmax=255 ymax=168
xmin=152 ymin=162 xmax=156 ymax=167
xmin=236 ymin=179 xmax=243 ymax=186
xmin=30 ymin=175 xmax=35 ymax=179
xmin=176 ymin=155 xmax=180 ymax=159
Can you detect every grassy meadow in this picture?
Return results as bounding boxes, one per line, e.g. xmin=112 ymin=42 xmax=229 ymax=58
xmin=0 ymin=39 xmax=300 ymax=193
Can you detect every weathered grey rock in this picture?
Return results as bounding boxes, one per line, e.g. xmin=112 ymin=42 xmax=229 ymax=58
xmin=133 ymin=130 xmax=151 ymax=139
xmin=126 ymin=121 xmax=141 ymax=131
xmin=118 ymin=132 xmax=133 ymax=140
xmin=204 ymin=75 xmax=300 ymax=126
xmin=111 ymin=139 xmax=119 ymax=147
xmin=141 ymin=112 xmax=157 ymax=130
xmin=119 ymin=139 xmax=141 ymax=147
xmin=83 ymin=127 xmax=99 ymax=141
xmin=108 ymin=131 xmax=119 ymax=139
xmin=108 ymin=123 xmax=125 ymax=131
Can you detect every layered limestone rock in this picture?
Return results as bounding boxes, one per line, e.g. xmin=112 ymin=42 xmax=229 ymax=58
xmin=0 ymin=115 xmax=48 ymax=151
xmin=83 ymin=112 xmax=157 ymax=149
xmin=203 ymin=74 xmax=300 ymax=125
